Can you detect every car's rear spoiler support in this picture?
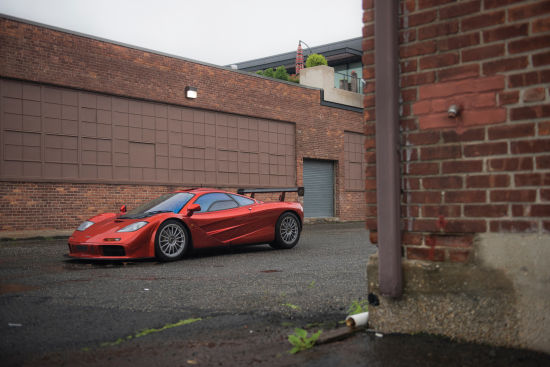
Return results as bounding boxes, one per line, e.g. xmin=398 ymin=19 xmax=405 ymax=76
xmin=237 ymin=187 xmax=305 ymax=201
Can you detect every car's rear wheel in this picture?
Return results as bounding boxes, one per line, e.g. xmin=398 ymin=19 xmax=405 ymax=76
xmin=155 ymin=220 xmax=188 ymax=261
xmin=270 ymin=212 xmax=301 ymax=249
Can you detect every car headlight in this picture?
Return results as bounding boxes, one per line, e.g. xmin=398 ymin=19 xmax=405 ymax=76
xmin=117 ymin=221 xmax=148 ymax=232
xmin=77 ymin=221 xmax=94 ymax=231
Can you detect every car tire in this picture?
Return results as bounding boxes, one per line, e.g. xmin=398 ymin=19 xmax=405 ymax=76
xmin=154 ymin=220 xmax=189 ymax=261
xmin=270 ymin=212 xmax=301 ymax=249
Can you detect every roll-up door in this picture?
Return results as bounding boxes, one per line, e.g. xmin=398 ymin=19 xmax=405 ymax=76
xmin=303 ymin=159 xmax=334 ymax=217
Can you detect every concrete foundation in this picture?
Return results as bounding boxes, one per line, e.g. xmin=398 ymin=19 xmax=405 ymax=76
xmin=367 ymin=233 xmax=550 ymax=354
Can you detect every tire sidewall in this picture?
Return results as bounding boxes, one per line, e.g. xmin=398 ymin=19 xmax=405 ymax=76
xmin=273 ymin=212 xmax=301 ymax=249
xmin=154 ymin=219 xmax=188 ymax=261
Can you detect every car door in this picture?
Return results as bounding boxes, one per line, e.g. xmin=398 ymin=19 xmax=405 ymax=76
xmin=187 ymin=193 xmax=251 ymax=246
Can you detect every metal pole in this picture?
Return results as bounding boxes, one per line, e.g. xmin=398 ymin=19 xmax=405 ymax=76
xmin=375 ymin=0 xmax=402 ymax=297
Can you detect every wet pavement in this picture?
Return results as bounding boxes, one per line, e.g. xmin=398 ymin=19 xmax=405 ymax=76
xmin=1 ymin=222 xmax=549 ymax=366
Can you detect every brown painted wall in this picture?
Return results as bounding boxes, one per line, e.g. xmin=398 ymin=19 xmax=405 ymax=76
xmin=363 ymin=0 xmax=550 ymax=261
xmin=0 ymin=17 xmax=364 ymax=231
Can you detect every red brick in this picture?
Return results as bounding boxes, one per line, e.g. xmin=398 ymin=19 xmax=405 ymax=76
xmin=419 ymin=75 xmax=504 ymax=99
xmin=523 ymin=88 xmax=546 ymax=103
xmin=509 ymin=35 xmax=550 ymax=54
xmin=515 ymin=173 xmax=550 ymax=186
xmin=540 ymin=121 xmax=550 ymax=136
xmin=400 ymin=41 xmax=437 ymax=59
xmin=406 ymin=247 xmax=445 ymax=262
xmin=423 ymin=176 xmax=462 ymax=189
xmin=406 ymin=131 xmax=440 ymax=146
xmin=464 ymin=142 xmax=507 ymax=157
xmin=406 ymin=162 xmax=440 ymax=175
xmin=532 ymin=16 xmax=550 ymax=33
xmin=498 ymin=91 xmax=520 ymax=105
xmin=461 ymin=108 xmax=507 ymax=127
xmin=420 ymin=53 xmax=459 ymax=70
xmin=511 ymin=105 xmax=550 ymax=121
xmin=464 ymin=204 xmax=508 ymax=217
xmin=418 ymin=0 xmax=455 ymax=9
xmin=484 ymin=0 xmax=527 ymax=9
xmin=490 ymin=189 xmax=536 ymax=202
xmin=438 ymin=32 xmax=480 ymax=51
xmin=410 ymin=219 xmax=440 ymax=232
xmin=438 ymin=64 xmax=480 ymax=82
xmin=406 ymin=9 xmax=438 ymax=27
xmin=536 ymin=155 xmax=550 ymax=169
xmin=420 ymin=145 xmax=461 ymax=160
xmin=400 ymin=29 xmax=417 ymax=44
xmin=511 ymin=139 xmax=550 ymax=154
xmin=445 ymin=190 xmax=486 ymax=203
xmin=449 ymin=250 xmax=471 ymax=263
xmin=442 ymin=128 xmax=485 ymax=143
xmin=366 ymin=218 xmax=378 ymax=230
xmin=402 ymin=148 xmax=419 ymax=162
xmin=422 ymin=205 xmax=462 ymax=217
xmin=365 ymin=192 xmax=377 ymax=203
xmin=369 ymin=231 xmax=378 ymax=244
xmin=466 ymin=174 xmax=510 ymax=188
xmin=406 ymin=178 xmax=422 ymax=190
xmin=408 ymin=191 xmax=442 ymax=204
xmin=508 ymin=1 xmax=550 ymax=21
xmin=425 ymin=234 xmax=474 ymax=248
xmin=402 ymin=232 xmax=423 ymax=246
xmin=444 ymin=219 xmax=486 ymax=233
xmin=401 ymin=71 xmax=436 ymax=87
xmin=418 ymin=21 xmax=459 ymax=41
xmin=461 ymin=11 xmax=505 ymax=32
xmin=363 ymin=0 xmax=374 ymax=10
xmin=530 ymin=205 xmax=550 ymax=217
xmin=442 ymin=160 xmax=483 ymax=174
xmin=402 ymin=205 xmax=420 ymax=217
xmin=540 ymin=189 xmax=550 ymax=201
xmin=462 ymin=44 xmax=505 ymax=62
xmin=488 ymin=123 xmax=535 ymax=140
xmin=483 ymin=23 xmax=529 ymax=43
xmin=490 ymin=220 xmax=538 ymax=233
xmin=401 ymin=59 xmax=418 ymax=74
xmin=508 ymin=69 xmax=550 ymax=88
xmin=533 ymin=51 xmax=550 ymax=67
xmin=483 ymin=56 xmax=529 ymax=75
xmin=400 ymin=118 xmax=418 ymax=131
xmin=440 ymin=0 xmax=481 ymax=19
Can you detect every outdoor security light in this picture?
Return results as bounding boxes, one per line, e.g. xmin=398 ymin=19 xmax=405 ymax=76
xmin=185 ymin=86 xmax=197 ymax=99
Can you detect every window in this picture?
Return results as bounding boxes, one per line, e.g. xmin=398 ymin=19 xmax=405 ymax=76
xmin=230 ymin=194 xmax=255 ymax=207
xmin=194 ymin=193 xmax=238 ymax=213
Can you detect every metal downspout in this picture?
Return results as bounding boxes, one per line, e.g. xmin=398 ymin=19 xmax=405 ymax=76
xmin=375 ymin=0 xmax=402 ymax=297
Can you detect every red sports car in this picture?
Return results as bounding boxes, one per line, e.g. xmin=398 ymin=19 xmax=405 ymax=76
xmin=68 ymin=187 xmax=304 ymax=261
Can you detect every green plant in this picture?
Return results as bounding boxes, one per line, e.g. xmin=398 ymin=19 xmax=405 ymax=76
xmin=282 ymin=302 xmax=301 ymax=310
xmin=255 ymin=70 xmax=264 ymax=76
xmin=274 ymin=65 xmax=289 ymax=81
xmin=347 ymin=300 xmax=369 ymax=315
xmin=305 ymin=53 xmax=328 ymax=68
xmin=288 ymin=328 xmax=322 ymax=354
xmin=263 ymin=68 xmax=275 ymax=78
xmin=288 ymin=74 xmax=300 ymax=83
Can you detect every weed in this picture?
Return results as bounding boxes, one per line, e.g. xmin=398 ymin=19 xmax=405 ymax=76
xmin=347 ymin=300 xmax=369 ymax=315
xmin=282 ymin=303 xmax=300 ymax=310
xmin=288 ymin=328 xmax=322 ymax=354
xmin=308 ymin=280 xmax=316 ymax=288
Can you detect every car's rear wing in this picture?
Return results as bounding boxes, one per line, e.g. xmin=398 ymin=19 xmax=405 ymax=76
xmin=237 ymin=187 xmax=305 ymax=201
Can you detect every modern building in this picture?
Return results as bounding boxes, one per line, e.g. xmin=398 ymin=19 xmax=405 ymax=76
xmin=230 ymin=37 xmax=363 ymax=93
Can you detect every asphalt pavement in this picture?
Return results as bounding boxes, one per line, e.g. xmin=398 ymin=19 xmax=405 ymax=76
xmin=1 ymin=222 xmax=549 ymax=366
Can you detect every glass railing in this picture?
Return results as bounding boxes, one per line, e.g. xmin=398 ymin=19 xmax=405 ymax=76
xmin=334 ymin=71 xmax=363 ymax=94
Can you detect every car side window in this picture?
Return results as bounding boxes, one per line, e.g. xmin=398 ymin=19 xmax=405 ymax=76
xmin=194 ymin=193 xmax=238 ymax=213
xmin=229 ymin=194 xmax=255 ymax=207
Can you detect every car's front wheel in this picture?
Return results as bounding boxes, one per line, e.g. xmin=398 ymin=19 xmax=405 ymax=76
xmin=155 ymin=220 xmax=189 ymax=261
xmin=270 ymin=212 xmax=301 ymax=249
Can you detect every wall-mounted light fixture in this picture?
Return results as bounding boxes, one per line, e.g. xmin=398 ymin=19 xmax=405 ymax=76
xmin=447 ymin=104 xmax=460 ymax=118
xmin=185 ymin=86 xmax=197 ymax=99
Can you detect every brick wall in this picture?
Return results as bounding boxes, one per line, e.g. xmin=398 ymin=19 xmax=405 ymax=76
xmin=364 ymin=0 xmax=550 ymax=261
xmin=0 ymin=17 xmax=364 ymax=231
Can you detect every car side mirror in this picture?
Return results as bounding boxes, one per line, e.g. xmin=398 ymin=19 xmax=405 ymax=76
xmin=186 ymin=203 xmax=201 ymax=216
xmin=120 ymin=205 xmax=127 ymax=213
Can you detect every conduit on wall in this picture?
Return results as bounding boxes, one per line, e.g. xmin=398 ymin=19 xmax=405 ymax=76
xmin=374 ymin=0 xmax=402 ymax=298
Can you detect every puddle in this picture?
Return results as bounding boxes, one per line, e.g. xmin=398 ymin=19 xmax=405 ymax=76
xmin=0 ymin=283 xmax=40 ymax=295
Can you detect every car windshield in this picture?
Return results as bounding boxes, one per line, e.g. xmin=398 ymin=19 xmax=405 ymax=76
xmin=120 ymin=193 xmax=194 ymax=219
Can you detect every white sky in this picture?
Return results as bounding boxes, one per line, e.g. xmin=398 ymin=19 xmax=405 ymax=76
xmin=0 ymin=0 xmax=363 ymax=66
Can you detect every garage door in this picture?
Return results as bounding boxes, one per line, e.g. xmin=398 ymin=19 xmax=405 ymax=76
xmin=303 ymin=159 xmax=334 ymax=217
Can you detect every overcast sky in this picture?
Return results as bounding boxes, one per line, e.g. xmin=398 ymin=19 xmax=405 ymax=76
xmin=0 ymin=0 xmax=363 ymax=66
